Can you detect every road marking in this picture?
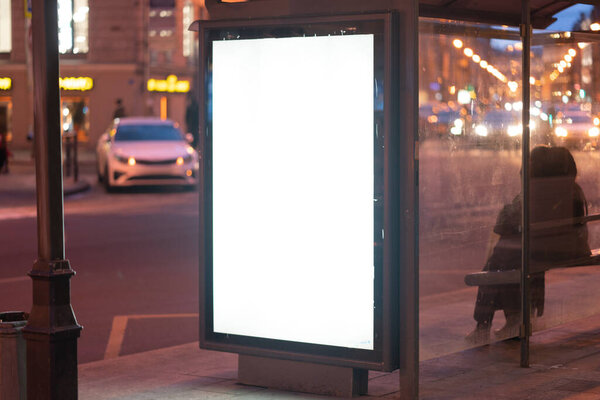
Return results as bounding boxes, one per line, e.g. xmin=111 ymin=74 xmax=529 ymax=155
xmin=0 ymin=207 xmax=36 ymax=221
xmin=104 ymin=313 xmax=198 ymax=360
xmin=104 ymin=316 xmax=129 ymax=360
xmin=0 ymin=276 xmax=29 ymax=284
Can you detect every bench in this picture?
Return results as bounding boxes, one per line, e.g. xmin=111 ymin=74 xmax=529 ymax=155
xmin=464 ymin=248 xmax=600 ymax=286
xmin=464 ymin=215 xmax=600 ymax=287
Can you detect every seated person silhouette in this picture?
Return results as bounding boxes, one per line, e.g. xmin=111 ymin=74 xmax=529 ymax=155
xmin=466 ymin=146 xmax=590 ymax=343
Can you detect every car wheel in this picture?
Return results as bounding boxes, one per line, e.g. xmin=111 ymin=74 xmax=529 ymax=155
xmin=103 ymin=165 xmax=114 ymax=193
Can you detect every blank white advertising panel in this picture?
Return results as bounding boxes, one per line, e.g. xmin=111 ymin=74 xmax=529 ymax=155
xmin=212 ymin=34 xmax=374 ymax=350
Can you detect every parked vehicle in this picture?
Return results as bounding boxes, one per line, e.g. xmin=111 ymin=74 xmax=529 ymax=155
xmin=96 ymin=117 xmax=199 ymax=191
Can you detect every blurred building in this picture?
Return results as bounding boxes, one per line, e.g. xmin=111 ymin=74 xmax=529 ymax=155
xmin=0 ymin=0 xmax=205 ymax=149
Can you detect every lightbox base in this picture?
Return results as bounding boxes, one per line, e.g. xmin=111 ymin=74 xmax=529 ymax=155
xmin=238 ymin=354 xmax=368 ymax=397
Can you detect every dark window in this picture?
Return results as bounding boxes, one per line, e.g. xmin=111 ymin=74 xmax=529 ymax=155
xmin=150 ymin=0 xmax=175 ymax=7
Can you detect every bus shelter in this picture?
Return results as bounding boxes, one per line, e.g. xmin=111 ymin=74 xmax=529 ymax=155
xmin=193 ymin=0 xmax=600 ymax=398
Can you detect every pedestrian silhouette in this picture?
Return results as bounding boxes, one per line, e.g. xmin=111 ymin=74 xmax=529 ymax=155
xmin=0 ymin=112 xmax=9 ymax=173
xmin=466 ymin=146 xmax=590 ymax=343
xmin=113 ymin=98 xmax=126 ymax=119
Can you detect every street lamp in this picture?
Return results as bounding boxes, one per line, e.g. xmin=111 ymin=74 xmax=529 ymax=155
xmin=23 ymin=0 xmax=81 ymax=399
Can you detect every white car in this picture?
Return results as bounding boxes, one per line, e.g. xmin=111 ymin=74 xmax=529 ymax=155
xmin=96 ymin=117 xmax=199 ymax=191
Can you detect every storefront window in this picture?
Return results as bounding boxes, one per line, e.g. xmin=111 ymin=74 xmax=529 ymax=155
xmin=0 ymin=0 xmax=11 ymax=53
xmin=182 ymin=1 xmax=195 ymax=59
xmin=58 ymin=0 xmax=89 ymax=54
xmin=62 ymin=98 xmax=89 ymax=142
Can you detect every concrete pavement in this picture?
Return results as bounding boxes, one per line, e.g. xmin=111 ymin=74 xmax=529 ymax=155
xmin=78 ymin=311 xmax=600 ymax=399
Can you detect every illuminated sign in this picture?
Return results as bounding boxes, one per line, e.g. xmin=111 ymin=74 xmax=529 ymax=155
xmin=147 ymin=75 xmax=190 ymax=93
xmin=59 ymin=77 xmax=94 ymax=91
xmin=24 ymin=0 xmax=31 ymax=19
xmin=200 ymin=14 xmax=400 ymax=372
xmin=212 ymin=34 xmax=375 ymax=349
xmin=0 ymin=78 xmax=11 ymax=90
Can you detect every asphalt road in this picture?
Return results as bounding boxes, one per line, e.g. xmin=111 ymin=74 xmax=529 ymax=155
xmin=0 ymin=164 xmax=200 ymax=363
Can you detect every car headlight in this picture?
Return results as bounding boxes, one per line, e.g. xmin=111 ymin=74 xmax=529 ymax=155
xmin=589 ymin=127 xmax=600 ymax=137
xmin=507 ymin=125 xmax=521 ymax=137
xmin=453 ymin=118 xmax=464 ymax=128
xmin=176 ymin=154 xmax=194 ymax=165
xmin=555 ymin=126 xmax=568 ymax=137
xmin=450 ymin=126 xmax=462 ymax=136
xmin=114 ymin=154 xmax=132 ymax=164
xmin=475 ymin=125 xmax=488 ymax=137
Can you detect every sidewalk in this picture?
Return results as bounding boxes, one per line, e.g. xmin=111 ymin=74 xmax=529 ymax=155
xmin=5 ymin=148 xmax=92 ymax=196
xmin=79 ymin=312 xmax=600 ymax=400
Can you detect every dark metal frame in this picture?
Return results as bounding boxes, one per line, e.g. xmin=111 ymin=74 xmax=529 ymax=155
xmin=197 ymin=12 xmax=401 ymax=372
xmin=520 ymin=0 xmax=532 ymax=368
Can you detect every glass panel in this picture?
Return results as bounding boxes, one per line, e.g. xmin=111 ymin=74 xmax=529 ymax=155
xmin=419 ymin=19 xmax=523 ymax=360
xmin=528 ymin=6 xmax=600 ymax=334
xmin=0 ymin=0 xmax=11 ymax=53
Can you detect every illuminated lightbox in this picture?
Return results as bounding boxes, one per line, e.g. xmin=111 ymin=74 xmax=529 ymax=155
xmin=199 ymin=15 xmax=397 ymax=370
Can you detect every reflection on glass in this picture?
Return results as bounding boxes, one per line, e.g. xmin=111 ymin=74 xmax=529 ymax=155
xmin=419 ymin=19 xmax=524 ymax=360
xmin=467 ymin=146 xmax=590 ymax=343
xmin=419 ymin=5 xmax=600 ymax=360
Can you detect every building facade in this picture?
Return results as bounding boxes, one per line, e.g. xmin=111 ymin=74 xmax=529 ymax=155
xmin=0 ymin=0 xmax=204 ymax=149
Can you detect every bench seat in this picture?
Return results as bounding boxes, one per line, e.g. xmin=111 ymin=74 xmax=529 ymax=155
xmin=464 ymin=249 xmax=600 ymax=286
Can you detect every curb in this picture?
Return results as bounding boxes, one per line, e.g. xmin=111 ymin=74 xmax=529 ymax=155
xmin=64 ymin=179 xmax=92 ymax=196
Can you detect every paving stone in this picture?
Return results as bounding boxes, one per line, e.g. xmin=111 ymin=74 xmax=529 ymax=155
xmin=554 ymin=379 xmax=600 ymax=393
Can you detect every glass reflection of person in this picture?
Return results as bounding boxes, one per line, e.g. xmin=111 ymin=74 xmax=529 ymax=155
xmin=466 ymin=146 xmax=590 ymax=343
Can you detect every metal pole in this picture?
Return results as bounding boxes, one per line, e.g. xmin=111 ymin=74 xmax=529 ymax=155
xmin=24 ymin=0 xmax=82 ymax=398
xmin=74 ymin=133 xmax=79 ymax=182
xmin=520 ymin=0 xmax=532 ymax=368
xmin=399 ymin=3 xmax=419 ymax=399
xmin=65 ymin=134 xmax=71 ymax=177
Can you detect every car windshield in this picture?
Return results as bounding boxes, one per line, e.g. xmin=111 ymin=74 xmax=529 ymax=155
xmin=114 ymin=124 xmax=183 ymax=141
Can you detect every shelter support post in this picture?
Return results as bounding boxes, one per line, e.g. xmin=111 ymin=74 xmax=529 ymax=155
xmin=520 ymin=0 xmax=532 ymax=369
xmin=24 ymin=0 xmax=82 ymax=398
xmin=398 ymin=3 xmax=420 ymax=399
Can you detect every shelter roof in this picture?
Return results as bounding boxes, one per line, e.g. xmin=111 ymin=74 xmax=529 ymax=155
xmin=419 ymin=0 xmax=600 ymax=28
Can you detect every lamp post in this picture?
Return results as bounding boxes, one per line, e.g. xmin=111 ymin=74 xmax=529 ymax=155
xmin=23 ymin=0 xmax=82 ymax=398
